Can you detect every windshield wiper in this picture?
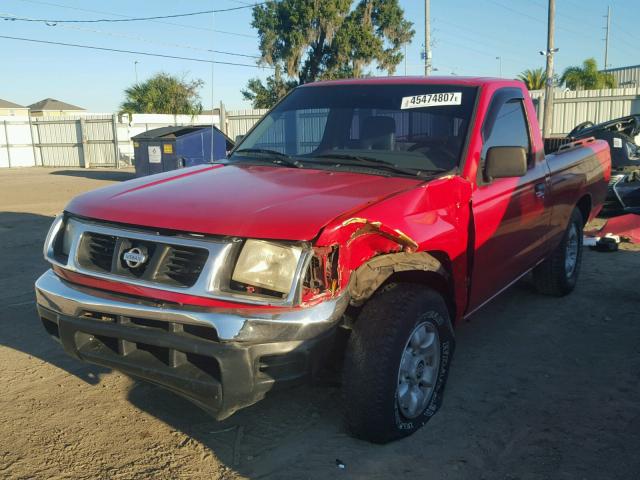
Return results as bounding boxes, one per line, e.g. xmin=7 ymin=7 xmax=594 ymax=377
xmin=233 ymin=148 xmax=303 ymax=168
xmin=309 ymin=153 xmax=433 ymax=177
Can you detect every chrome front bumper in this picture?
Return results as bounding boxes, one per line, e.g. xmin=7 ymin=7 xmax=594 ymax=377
xmin=34 ymin=270 xmax=349 ymax=419
xmin=35 ymin=269 xmax=348 ymax=343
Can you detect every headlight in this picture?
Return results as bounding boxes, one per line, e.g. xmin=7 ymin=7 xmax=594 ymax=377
xmin=43 ymin=214 xmax=76 ymax=262
xmin=232 ymin=239 xmax=303 ymax=294
xmin=60 ymin=218 xmax=76 ymax=256
xmin=43 ymin=214 xmax=64 ymax=259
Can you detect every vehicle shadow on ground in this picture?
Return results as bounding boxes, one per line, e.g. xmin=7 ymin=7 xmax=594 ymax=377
xmin=124 ymin=246 xmax=640 ymax=479
xmin=0 ymin=211 xmax=110 ymax=385
xmin=120 ymin=278 xmax=544 ymax=478
xmin=4 ymin=209 xmax=639 ymax=478
xmin=48 ymin=169 xmax=135 ymax=182
xmin=126 ymin=369 xmax=345 ymax=477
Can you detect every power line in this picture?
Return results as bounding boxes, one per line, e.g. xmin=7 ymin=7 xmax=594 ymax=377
xmin=432 ymin=20 xmax=529 ymax=62
xmin=489 ymin=0 xmax=595 ymax=42
xmin=0 ymin=12 xmax=262 ymax=59
xmin=531 ymin=1 xmax=637 ymax=66
xmin=15 ymin=0 xmax=257 ymax=37
xmin=613 ymin=18 xmax=640 ymax=41
xmin=433 ymin=34 xmax=522 ymax=66
xmin=488 ymin=0 xmax=543 ymax=24
xmin=1 ymin=4 xmax=263 ymax=24
xmin=0 ymin=34 xmax=272 ymax=68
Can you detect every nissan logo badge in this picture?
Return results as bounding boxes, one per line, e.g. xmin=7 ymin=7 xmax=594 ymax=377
xmin=122 ymin=247 xmax=148 ymax=269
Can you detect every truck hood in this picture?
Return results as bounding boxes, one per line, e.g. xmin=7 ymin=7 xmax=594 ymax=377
xmin=66 ymin=164 xmax=422 ymax=240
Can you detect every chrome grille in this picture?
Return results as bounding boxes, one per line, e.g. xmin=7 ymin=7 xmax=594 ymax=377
xmin=44 ymin=216 xmax=310 ymax=307
xmin=77 ymin=234 xmax=209 ymax=288
xmin=157 ymin=246 xmax=210 ymax=287
xmin=83 ymin=233 xmax=116 ymax=271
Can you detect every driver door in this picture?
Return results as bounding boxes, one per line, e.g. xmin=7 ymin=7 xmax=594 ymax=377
xmin=468 ymin=88 xmax=553 ymax=312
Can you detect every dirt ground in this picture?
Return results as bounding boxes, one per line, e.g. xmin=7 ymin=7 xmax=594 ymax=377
xmin=1 ymin=167 xmax=639 ymax=480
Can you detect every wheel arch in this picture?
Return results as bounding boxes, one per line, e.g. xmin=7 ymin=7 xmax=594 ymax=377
xmin=348 ymin=250 xmax=457 ymax=323
xmin=576 ymin=194 xmax=592 ymax=225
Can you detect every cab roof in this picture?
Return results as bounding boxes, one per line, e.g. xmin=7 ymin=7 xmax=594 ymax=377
xmin=302 ymin=76 xmax=524 ymax=89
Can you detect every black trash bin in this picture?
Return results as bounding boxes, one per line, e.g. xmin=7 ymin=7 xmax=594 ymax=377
xmin=132 ymin=125 xmax=234 ymax=177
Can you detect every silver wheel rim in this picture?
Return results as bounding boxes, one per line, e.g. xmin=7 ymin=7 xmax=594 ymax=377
xmin=396 ymin=321 xmax=440 ymax=419
xmin=565 ymin=222 xmax=579 ymax=277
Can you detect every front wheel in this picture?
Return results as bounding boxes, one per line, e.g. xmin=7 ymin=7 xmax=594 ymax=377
xmin=342 ymin=284 xmax=455 ymax=443
xmin=533 ymin=208 xmax=584 ymax=296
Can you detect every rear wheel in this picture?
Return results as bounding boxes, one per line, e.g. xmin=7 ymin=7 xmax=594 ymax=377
xmin=342 ymin=284 xmax=455 ymax=443
xmin=533 ymin=208 xmax=584 ymax=296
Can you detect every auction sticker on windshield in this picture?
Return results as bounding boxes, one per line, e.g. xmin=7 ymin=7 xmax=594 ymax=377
xmin=401 ymin=92 xmax=462 ymax=109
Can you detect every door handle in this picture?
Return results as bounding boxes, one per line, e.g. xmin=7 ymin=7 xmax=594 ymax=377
xmin=534 ymin=183 xmax=546 ymax=199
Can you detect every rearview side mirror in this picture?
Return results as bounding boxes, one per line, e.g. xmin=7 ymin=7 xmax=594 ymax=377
xmin=485 ymin=146 xmax=528 ymax=180
xmin=235 ymin=134 xmax=245 ymax=143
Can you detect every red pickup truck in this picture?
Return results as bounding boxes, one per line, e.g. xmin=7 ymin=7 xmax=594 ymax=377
xmin=36 ymin=77 xmax=610 ymax=443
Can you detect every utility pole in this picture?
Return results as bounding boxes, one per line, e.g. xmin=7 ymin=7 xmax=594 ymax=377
xmin=134 ymin=60 xmax=139 ymax=83
xmin=404 ymin=44 xmax=407 ymax=76
xmin=424 ymin=0 xmax=432 ymax=76
xmin=210 ymin=9 xmax=215 ymax=160
xmin=604 ymin=5 xmax=611 ymax=69
xmin=542 ymin=0 xmax=556 ymax=138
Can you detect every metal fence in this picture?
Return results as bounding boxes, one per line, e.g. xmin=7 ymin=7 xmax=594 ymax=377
xmin=223 ymin=108 xmax=268 ymax=142
xmin=530 ymin=86 xmax=640 ymax=135
xmin=32 ymin=115 xmax=119 ymax=168
xmin=3 ymin=87 xmax=640 ymax=168
xmin=0 ymin=113 xmax=219 ymax=168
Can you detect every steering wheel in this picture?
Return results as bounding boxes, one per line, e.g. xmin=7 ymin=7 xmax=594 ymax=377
xmin=628 ymin=116 xmax=640 ymax=136
xmin=611 ymin=117 xmax=640 ymax=136
xmin=407 ymin=138 xmax=447 ymax=152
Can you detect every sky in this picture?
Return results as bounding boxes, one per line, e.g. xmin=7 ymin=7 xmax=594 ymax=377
xmin=1 ymin=0 xmax=638 ymax=112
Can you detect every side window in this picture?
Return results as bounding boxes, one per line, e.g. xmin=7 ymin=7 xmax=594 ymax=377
xmin=481 ymin=99 xmax=531 ymax=164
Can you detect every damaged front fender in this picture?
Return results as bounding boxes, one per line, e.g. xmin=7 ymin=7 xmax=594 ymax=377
xmin=304 ymin=175 xmax=472 ymax=320
xmin=348 ymin=251 xmax=447 ymax=304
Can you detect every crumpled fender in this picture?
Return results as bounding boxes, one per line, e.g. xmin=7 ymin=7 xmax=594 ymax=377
xmin=348 ymin=251 xmax=447 ymax=304
xmin=311 ymin=175 xmax=473 ymax=321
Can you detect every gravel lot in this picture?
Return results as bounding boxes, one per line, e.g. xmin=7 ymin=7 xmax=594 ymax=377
xmin=1 ymin=167 xmax=639 ymax=480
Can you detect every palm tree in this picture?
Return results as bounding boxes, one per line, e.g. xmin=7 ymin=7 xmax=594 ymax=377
xmin=517 ymin=68 xmax=546 ymax=90
xmin=561 ymin=58 xmax=616 ymax=90
xmin=120 ymin=73 xmax=204 ymax=115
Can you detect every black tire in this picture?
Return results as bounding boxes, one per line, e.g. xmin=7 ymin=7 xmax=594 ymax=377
xmin=533 ymin=208 xmax=584 ymax=296
xmin=342 ymin=284 xmax=455 ymax=444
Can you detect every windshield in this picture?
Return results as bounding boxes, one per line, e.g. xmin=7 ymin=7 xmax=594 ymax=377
xmin=231 ymin=83 xmax=478 ymax=175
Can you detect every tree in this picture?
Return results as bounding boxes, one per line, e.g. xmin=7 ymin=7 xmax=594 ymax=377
xmin=120 ymin=73 xmax=204 ymax=115
xmin=517 ymin=68 xmax=546 ymax=90
xmin=242 ymin=0 xmax=414 ymax=108
xmin=243 ymin=65 xmax=298 ymax=109
xmin=561 ymin=58 xmax=616 ymax=90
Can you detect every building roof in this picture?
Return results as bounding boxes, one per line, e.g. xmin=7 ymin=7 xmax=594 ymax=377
xmin=602 ymin=64 xmax=640 ymax=73
xmin=0 ymin=98 xmax=26 ymax=109
xmin=28 ymin=98 xmax=85 ymax=111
